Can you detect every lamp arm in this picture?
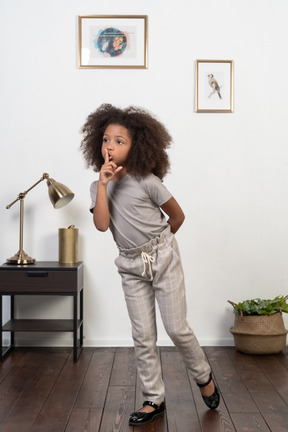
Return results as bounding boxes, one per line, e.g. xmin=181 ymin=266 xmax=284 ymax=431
xmin=6 ymin=173 xmax=50 ymax=209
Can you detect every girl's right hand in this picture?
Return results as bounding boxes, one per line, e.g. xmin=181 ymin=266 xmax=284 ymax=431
xmin=99 ymin=149 xmax=122 ymax=185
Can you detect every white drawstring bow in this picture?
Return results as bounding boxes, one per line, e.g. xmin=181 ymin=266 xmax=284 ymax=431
xmin=141 ymin=251 xmax=155 ymax=280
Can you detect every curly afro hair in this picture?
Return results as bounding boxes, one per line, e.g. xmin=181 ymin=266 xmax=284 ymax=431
xmin=80 ymin=104 xmax=172 ymax=180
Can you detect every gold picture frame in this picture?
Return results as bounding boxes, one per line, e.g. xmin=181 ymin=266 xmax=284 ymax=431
xmin=78 ymin=15 xmax=148 ymax=69
xmin=196 ymin=60 xmax=234 ymax=112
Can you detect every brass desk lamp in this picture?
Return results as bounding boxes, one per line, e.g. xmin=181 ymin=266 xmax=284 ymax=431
xmin=6 ymin=173 xmax=74 ymax=265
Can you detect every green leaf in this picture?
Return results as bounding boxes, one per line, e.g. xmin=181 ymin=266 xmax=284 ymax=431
xmin=231 ymin=295 xmax=288 ymax=316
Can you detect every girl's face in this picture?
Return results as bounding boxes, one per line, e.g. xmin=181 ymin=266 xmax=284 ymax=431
xmin=102 ymin=123 xmax=132 ymax=168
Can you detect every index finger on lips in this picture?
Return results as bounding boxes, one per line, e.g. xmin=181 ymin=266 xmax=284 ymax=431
xmin=104 ymin=149 xmax=110 ymax=164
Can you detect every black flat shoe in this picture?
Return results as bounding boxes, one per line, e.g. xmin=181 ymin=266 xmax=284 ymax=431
xmin=129 ymin=400 xmax=165 ymax=426
xmin=197 ymin=373 xmax=220 ymax=410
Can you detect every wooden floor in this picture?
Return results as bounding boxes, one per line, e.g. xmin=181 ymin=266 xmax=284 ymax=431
xmin=0 ymin=346 xmax=288 ymax=432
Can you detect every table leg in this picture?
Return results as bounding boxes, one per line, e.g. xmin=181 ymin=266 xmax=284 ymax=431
xmin=11 ymin=296 xmax=14 ymax=347
xmin=80 ymin=289 xmax=83 ymax=349
xmin=0 ymin=295 xmax=2 ymax=360
xmin=73 ymin=294 xmax=77 ymax=362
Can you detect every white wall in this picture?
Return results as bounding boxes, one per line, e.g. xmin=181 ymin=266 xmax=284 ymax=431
xmin=1 ymin=0 xmax=288 ymax=347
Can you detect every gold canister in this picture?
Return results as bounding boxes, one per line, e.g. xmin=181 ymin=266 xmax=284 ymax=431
xmin=59 ymin=225 xmax=78 ymax=263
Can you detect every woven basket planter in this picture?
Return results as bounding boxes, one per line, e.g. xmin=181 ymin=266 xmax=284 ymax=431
xmin=228 ymin=300 xmax=288 ymax=355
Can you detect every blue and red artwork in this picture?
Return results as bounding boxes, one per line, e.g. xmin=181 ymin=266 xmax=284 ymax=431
xmin=95 ymin=27 xmax=127 ymax=57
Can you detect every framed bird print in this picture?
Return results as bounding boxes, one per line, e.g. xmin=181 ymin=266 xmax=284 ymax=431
xmin=78 ymin=15 xmax=148 ymax=69
xmin=196 ymin=60 xmax=234 ymax=112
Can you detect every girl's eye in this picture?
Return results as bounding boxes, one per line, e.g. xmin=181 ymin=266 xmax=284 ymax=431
xmin=116 ymin=140 xmax=124 ymax=145
xmin=103 ymin=137 xmax=109 ymax=143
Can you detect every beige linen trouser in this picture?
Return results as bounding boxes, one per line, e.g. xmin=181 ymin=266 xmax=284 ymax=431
xmin=115 ymin=225 xmax=211 ymax=404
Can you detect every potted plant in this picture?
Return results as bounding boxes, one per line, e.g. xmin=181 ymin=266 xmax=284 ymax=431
xmin=228 ymin=295 xmax=288 ymax=354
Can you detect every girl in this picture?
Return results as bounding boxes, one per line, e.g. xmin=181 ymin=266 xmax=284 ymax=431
xmin=81 ymin=104 xmax=220 ymax=426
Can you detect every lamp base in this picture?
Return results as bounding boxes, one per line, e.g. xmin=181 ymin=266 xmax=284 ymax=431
xmin=6 ymin=250 xmax=35 ymax=265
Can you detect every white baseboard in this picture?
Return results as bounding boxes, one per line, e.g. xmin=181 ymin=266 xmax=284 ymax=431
xmin=10 ymin=334 xmax=235 ymax=348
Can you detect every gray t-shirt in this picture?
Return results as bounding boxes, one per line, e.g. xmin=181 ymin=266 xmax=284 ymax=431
xmin=90 ymin=173 xmax=172 ymax=249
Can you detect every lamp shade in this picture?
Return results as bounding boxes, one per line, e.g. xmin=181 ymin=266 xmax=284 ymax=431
xmin=47 ymin=178 xmax=75 ymax=209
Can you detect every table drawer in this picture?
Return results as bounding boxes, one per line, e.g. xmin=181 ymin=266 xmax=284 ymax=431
xmin=0 ymin=270 xmax=78 ymax=293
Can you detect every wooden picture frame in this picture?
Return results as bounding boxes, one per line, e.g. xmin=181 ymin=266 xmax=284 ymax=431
xmin=196 ymin=60 xmax=234 ymax=112
xmin=78 ymin=15 xmax=148 ymax=69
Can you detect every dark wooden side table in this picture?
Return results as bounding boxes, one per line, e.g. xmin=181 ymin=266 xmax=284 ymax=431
xmin=0 ymin=261 xmax=83 ymax=362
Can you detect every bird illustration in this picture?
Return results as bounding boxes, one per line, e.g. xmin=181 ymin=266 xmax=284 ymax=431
xmin=208 ymin=74 xmax=222 ymax=99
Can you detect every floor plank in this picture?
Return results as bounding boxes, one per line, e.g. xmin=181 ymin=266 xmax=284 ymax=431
xmin=189 ymin=351 xmax=236 ymax=432
xmin=0 ymin=349 xmax=70 ymax=431
xmin=109 ymin=347 xmax=136 ymax=387
xmin=0 ymin=349 xmax=50 ymax=424
xmin=205 ymin=346 xmax=259 ymax=413
xmin=161 ymin=348 xmax=201 ymax=432
xmin=254 ymin=355 xmax=288 ymax=404
xmin=0 ymin=346 xmax=288 ymax=431
xmin=65 ymin=408 xmax=102 ymax=432
xmin=230 ymin=413 xmax=271 ymax=432
xmin=73 ymin=347 xmax=115 ymax=410
xmin=99 ymin=385 xmax=134 ymax=432
xmin=30 ymin=348 xmax=94 ymax=432
xmin=0 ymin=348 xmax=27 ymax=384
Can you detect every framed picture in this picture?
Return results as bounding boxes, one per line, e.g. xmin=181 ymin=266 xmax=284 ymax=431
xmin=196 ymin=60 xmax=234 ymax=112
xmin=78 ymin=15 xmax=148 ymax=69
